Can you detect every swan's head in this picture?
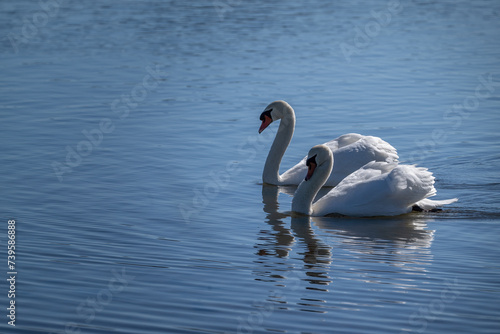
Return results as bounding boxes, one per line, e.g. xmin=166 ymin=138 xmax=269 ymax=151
xmin=304 ymin=145 xmax=333 ymax=182
xmin=259 ymin=100 xmax=294 ymax=133
xmin=292 ymin=145 xmax=333 ymax=215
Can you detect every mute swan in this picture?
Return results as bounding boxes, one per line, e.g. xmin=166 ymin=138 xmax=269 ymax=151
xmin=259 ymin=100 xmax=398 ymax=186
xmin=292 ymin=145 xmax=458 ymax=217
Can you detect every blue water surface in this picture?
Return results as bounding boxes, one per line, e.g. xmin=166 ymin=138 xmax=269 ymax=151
xmin=1 ymin=0 xmax=499 ymax=333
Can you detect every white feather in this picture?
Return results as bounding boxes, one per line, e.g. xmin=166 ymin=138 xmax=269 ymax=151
xmin=292 ymin=145 xmax=458 ymax=217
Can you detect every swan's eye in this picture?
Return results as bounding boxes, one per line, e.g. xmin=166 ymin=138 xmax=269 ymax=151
xmin=260 ymin=109 xmax=272 ymax=121
xmin=306 ymin=155 xmax=317 ymax=167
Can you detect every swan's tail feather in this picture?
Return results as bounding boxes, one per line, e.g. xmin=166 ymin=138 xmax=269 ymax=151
xmin=414 ymin=198 xmax=458 ymax=211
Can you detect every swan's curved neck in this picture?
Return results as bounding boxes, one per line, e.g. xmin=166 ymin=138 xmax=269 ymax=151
xmin=262 ymin=111 xmax=295 ymax=184
xmin=292 ymin=159 xmax=332 ymax=215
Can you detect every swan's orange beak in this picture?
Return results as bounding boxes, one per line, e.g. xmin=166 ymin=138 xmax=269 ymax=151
xmin=259 ymin=115 xmax=273 ymax=134
xmin=305 ymin=162 xmax=316 ymax=181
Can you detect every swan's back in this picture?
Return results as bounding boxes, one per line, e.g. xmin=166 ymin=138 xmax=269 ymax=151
xmin=281 ymin=133 xmax=399 ymax=187
xmin=312 ymin=163 xmax=437 ymax=217
xmin=280 ymin=133 xmax=398 ymax=186
xmin=331 ymin=133 xmax=364 ymax=149
xmin=324 ymin=134 xmax=399 ymax=186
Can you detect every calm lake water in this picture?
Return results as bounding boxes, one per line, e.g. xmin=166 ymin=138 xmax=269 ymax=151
xmin=1 ymin=0 xmax=500 ymax=333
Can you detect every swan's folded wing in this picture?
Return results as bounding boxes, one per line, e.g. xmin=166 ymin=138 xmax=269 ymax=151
xmin=312 ymin=164 xmax=437 ymax=217
xmin=324 ymin=134 xmax=398 ymax=163
xmin=312 ymin=162 xmax=396 ymax=216
xmin=331 ymin=160 xmax=397 ymax=189
xmin=359 ymin=136 xmax=399 ymax=163
xmin=281 ymin=134 xmax=399 ymax=187
xmin=385 ymin=165 xmax=436 ymax=202
xmin=323 ymin=135 xmax=399 ymax=186
xmin=280 ymin=134 xmax=361 ymax=185
xmin=325 ymin=133 xmax=362 ymax=150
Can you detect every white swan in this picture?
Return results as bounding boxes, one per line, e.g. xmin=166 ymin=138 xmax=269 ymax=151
xmin=292 ymin=145 xmax=458 ymax=217
xmin=259 ymin=100 xmax=399 ymax=186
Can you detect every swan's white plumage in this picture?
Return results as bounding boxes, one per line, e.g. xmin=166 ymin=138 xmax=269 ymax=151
xmin=260 ymin=101 xmax=398 ymax=186
xmin=292 ymin=145 xmax=458 ymax=217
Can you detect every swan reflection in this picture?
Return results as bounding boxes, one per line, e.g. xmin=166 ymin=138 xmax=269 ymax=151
xmin=255 ymin=184 xmax=436 ymax=293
